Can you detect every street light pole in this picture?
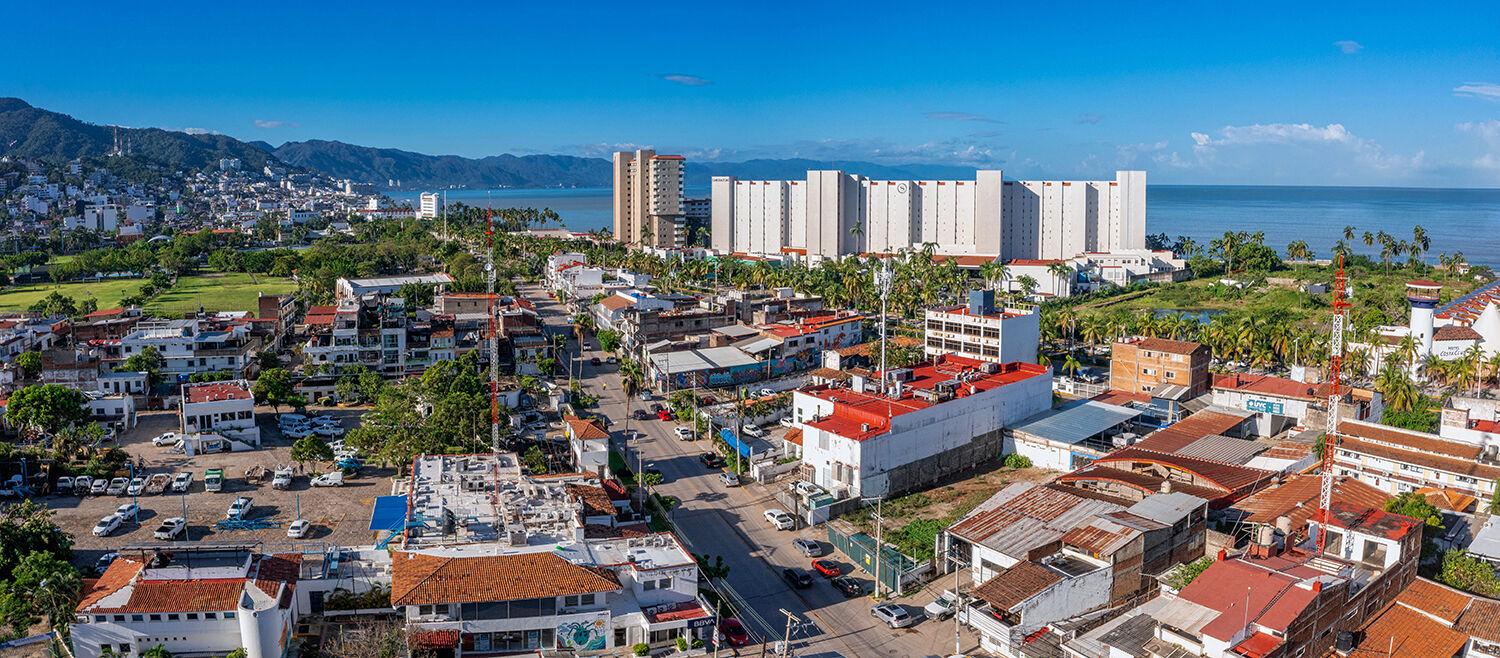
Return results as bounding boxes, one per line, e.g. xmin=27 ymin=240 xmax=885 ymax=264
xmin=777 ymin=608 xmax=800 ymax=658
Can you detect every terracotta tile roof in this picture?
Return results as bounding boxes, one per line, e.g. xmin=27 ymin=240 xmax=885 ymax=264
xmin=566 ymin=484 xmax=618 ymax=518
xmin=1056 ymin=465 xmax=1227 ymax=502
xmin=1211 ymin=373 xmax=1331 ymax=402
xmin=565 ymin=416 xmax=609 ymax=441
xmin=1395 ymin=578 xmax=1473 ymax=624
xmin=1119 ymin=336 xmax=1206 ymax=355
xmin=1341 ymin=419 xmax=1485 ymax=461
xmin=77 ymin=558 xmax=144 ymax=611
xmin=1234 ymin=475 xmax=1390 ymax=530
xmin=974 ymin=561 xmax=1062 ymax=612
xmin=783 ymin=428 xmax=803 ymax=446
xmin=184 ymin=381 xmax=252 ymax=404
xmin=1337 ymin=435 xmax=1500 ymax=481
xmin=390 ymin=551 xmax=620 ymax=606
xmin=1091 ymin=389 xmax=1152 ymax=406
xmin=1434 ymin=325 xmax=1483 ymax=341
xmin=1134 ymin=410 xmax=1252 ymax=453
xmin=599 ymin=295 xmax=634 ymax=312
xmin=1457 ymin=598 xmax=1500 ymax=642
xmin=94 ymin=579 xmax=248 ymax=614
xmin=1351 ymin=601 xmax=1471 ymax=658
xmin=1093 ymin=446 xmax=1274 ymax=493
xmin=1416 ymin=487 xmax=1478 ymax=513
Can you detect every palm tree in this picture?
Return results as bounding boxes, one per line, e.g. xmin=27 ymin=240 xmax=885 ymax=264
xmin=1047 ymin=262 xmax=1074 ymax=296
xmin=1061 ymin=354 xmax=1083 ymax=379
xmin=1285 ymin=240 xmax=1311 ymax=262
xmin=1395 ymin=334 xmax=1419 ymax=371
xmin=1362 ymin=231 xmax=1375 ymax=247
xmin=1412 ymin=225 xmax=1430 ymax=260
xmin=978 ymin=261 xmax=1008 ymax=292
xmin=1375 ymin=362 xmax=1420 ymax=412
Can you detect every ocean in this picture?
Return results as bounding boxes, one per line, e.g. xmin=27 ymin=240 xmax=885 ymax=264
xmin=391 ymin=185 xmax=1500 ymax=265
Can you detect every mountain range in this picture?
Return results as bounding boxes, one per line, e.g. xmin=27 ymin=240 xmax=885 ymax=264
xmin=0 ymin=98 xmax=978 ymax=189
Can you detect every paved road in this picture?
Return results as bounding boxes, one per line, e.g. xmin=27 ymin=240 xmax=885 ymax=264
xmin=523 ymin=285 xmax=978 ymax=658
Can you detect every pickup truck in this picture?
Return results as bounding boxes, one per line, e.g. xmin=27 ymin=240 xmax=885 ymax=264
xmin=170 ymin=472 xmax=193 ymax=493
xmin=144 ymin=473 xmax=170 ymax=495
xmin=924 ymin=590 xmax=960 ymax=620
xmin=271 ymin=467 xmax=294 ymax=490
xmin=204 ymin=468 xmax=224 ymax=493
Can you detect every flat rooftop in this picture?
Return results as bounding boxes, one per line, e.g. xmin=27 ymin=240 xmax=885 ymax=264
xmin=400 ymin=453 xmax=601 ymax=550
xmin=802 ymin=356 xmax=1048 ymax=440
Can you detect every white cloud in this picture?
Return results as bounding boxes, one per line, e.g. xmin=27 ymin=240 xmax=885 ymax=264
xmin=1459 ymin=121 xmax=1500 ymax=176
xmin=253 ymin=119 xmax=291 ymax=129
xmin=1137 ymin=121 xmax=1432 ymax=184
xmin=1333 ymin=40 xmax=1363 ymax=55
xmin=182 ymin=127 xmax=216 ymax=135
xmin=661 ymin=74 xmax=710 ymax=86
xmin=1196 ymin=122 xmax=1355 ymax=146
xmin=575 ymin=142 xmax=652 ymax=157
xmin=1454 ymin=82 xmax=1500 ymax=101
xmin=925 ymin=111 xmax=1004 ymax=125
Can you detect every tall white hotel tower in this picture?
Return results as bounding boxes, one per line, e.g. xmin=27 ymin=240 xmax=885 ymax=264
xmin=710 ymin=169 xmax=1146 ymax=262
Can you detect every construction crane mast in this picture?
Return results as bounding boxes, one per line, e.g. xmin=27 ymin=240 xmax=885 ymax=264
xmin=1318 ymin=254 xmax=1350 ymax=552
xmin=485 ymin=209 xmax=501 ymax=452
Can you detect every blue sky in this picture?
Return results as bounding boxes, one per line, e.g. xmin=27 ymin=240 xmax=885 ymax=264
xmin=9 ymin=1 xmax=1500 ymax=186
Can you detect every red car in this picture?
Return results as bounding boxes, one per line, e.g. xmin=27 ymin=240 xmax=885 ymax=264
xmin=811 ymin=559 xmax=840 ymax=578
xmin=720 ymin=617 xmax=750 ymax=647
xmin=656 ymin=409 xmax=673 ymax=421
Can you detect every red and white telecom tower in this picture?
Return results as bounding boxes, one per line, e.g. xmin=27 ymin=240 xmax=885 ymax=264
xmin=485 ymin=209 xmax=501 ymax=452
xmin=1318 ymin=254 xmax=1350 ymax=552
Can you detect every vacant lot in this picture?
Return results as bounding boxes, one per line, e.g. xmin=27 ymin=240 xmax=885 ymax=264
xmin=0 ymin=272 xmax=297 ymax=315
xmin=45 ymin=408 xmax=393 ymax=569
xmin=145 ymin=272 xmax=297 ymax=316
xmin=0 ymin=278 xmax=142 ymax=311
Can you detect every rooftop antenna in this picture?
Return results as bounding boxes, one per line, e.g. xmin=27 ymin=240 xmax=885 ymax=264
xmin=875 ymin=256 xmax=893 ymax=400
xmin=1318 ymin=253 xmax=1350 ymax=553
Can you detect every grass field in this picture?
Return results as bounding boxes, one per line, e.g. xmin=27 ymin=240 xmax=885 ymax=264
xmin=145 ymin=272 xmax=297 ymax=317
xmin=0 ymin=272 xmax=296 ymax=315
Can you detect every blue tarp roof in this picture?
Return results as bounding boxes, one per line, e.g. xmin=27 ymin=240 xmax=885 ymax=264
xmin=369 ymin=495 xmax=407 ymax=531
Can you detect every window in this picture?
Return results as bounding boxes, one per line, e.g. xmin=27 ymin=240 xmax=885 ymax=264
xmin=224 ymin=612 xmax=236 ymax=619
xmin=186 ymin=613 xmax=197 ymax=620
xmin=1141 ymin=368 xmax=1156 ymax=376
xmin=166 ymin=613 xmax=179 ymax=621
xmin=95 ymin=616 xmax=106 ymax=623
xmin=149 ymin=614 xmax=161 ymax=622
xmin=131 ymin=614 xmax=144 ymax=622
xmin=205 ymin=613 xmax=216 ymax=620
xmin=1165 ymin=371 xmax=1176 ymax=380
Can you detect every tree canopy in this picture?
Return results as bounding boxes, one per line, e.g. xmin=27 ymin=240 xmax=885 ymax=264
xmin=4 ymin=384 xmax=88 ymax=433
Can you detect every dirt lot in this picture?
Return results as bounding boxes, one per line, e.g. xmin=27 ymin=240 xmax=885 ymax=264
xmin=42 ymin=406 xmax=397 ymax=570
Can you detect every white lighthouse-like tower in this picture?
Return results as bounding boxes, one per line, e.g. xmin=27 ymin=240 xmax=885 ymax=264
xmin=1407 ymin=280 xmax=1442 ymax=360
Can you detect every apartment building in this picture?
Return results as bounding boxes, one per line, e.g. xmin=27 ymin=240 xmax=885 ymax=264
xmin=179 ymin=379 xmax=260 ymax=447
xmin=1333 ymin=418 xmax=1500 ymax=512
xmin=613 ymin=149 xmax=685 ymax=248
xmin=1109 ymin=336 xmax=1211 ymax=398
xmin=793 ymin=355 xmax=1051 ymax=498
xmin=120 ymin=319 xmax=260 ymax=381
xmin=710 ymin=169 xmax=1146 ymax=262
xmin=418 ymin=191 xmax=444 ymax=219
xmin=334 ymin=273 xmax=453 ymax=301
xmin=303 ymin=296 xmax=456 ymax=378
xmin=923 ymin=290 xmax=1040 ymax=365
xmin=389 ymin=453 xmax=714 ymax=655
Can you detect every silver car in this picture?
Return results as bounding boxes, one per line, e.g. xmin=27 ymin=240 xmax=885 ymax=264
xmin=871 ymin=603 xmax=917 ymax=629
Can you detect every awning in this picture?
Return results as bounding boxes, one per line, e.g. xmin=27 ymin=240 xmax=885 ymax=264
xmin=369 ymin=495 xmax=408 ymax=531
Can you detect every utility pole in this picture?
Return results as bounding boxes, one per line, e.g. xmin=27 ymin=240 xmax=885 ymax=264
xmin=872 ymin=496 xmax=885 ymax=600
xmin=876 ymin=258 xmax=893 ymax=395
xmin=777 ymin=608 xmax=800 ymax=658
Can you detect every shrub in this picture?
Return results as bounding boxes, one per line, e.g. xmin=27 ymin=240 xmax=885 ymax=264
xmin=632 ymin=642 xmax=650 ymax=656
xmin=1004 ymin=453 xmax=1032 ymax=469
xmin=675 ymin=636 xmax=689 ymax=651
xmin=1166 ymin=556 xmax=1214 ymax=590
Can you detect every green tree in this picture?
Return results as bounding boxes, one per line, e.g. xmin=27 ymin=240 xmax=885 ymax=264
xmin=1438 ymin=550 xmax=1500 ymax=597
xmin=1382 ymin=491 xmax=1442 ymax=527
xmin=1166 ymin=556 xmax=1214 ymax=590
xmin=0 ymin=551 xmax=81 ymax=640
xmin=141 ymin=645 xmax=172 ymax=658
xmin=119 ymin=346 xmax=165 ymax=388
xmin=4 ymin=384 xmax=88 ymax=434
xmin=257 ymin=350 xmax=282 ymax=370
xmin=27 ymin=291 xmax=77 ymax=318
xmin=13 ymin=351 xmax=40 ymax=380
xmin=522 ymin=446 xmax=549 ymax=474
xmin=596 ymin=329 xmax=622 ymax=353
xmin=291 ymin=436 xmax=334 ymax=468
xmin=395 ymin=282 xmax=435 ymax=309
xmin=1003 ymin=453 xmax=1032 ymax=469
xmin=640 ymin=471 xmax=664 ymax=487
xmin=253 ymin=368 xmax=296 ymax=411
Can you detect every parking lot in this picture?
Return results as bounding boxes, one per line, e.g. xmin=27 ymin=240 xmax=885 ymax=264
xmin=43 ymin=406 xmax=395 ymax=569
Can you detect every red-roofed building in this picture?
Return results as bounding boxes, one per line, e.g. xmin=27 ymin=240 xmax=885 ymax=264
xmin=1110 ymin=335 xmax=1211 ymax=399
xmin=1211 ymin=372 xmax=1377 ymax=437
xmin=792 ymin=354 xmax=1051 ymax=498
xmin=72 ymin=549 xmax=300 ymax=658
xmin=179 ymin=379 xmax=260 ymax=447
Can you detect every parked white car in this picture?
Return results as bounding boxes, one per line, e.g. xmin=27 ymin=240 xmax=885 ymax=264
xmin=742 ymin=425 xmax=766 ymax=438
xmin=116 ymin=503 xmax=139 ymax=519
xmin=70 ymin=476 xmax=89 ymax=495
xmin=287 ymin=519 xmax=312 ymax=539
xmin=674 ymin=427 xmax=695 ymax=440
xmin=719 ymin=472 xmax=741 ymax=487
xmin=92 ymin=514 xmax=123 ymax=537
xmin=271 ymin=468 xmax=294 ymax=490
xmin=277 ymin=413 xmax=307 ymax=427
xmin=311 ymin=471 xmax=344 ymax=487
xmin=282 ymin=424 xmax=315 ymax=439
xmin=54 ymin=476 xmax=74 ymax=495
xmin=125 ymin=477 xmax=146 ymax=496
xmin=313 ymin=425 xmax=345 ymax=438
xmin=106 ymin=478 xmax=129 ymax=496
xmin=90 ymin=479 xmax=108 ymax=495
xmin=763 ymin=509 xmax=795 ymax=530
xmin=925 ymin=590 xmax=959 ymax=620
xmin=171 ymin=472 xmax=193 ymax=493
xmin=225 ymin=497 xmax=253 ymax=519
xmin=153 ymin=517 xmax=186 ymax=540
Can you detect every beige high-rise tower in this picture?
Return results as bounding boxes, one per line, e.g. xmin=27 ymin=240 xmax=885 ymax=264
xmin=612 ymin=149 xmax=685 ymax=248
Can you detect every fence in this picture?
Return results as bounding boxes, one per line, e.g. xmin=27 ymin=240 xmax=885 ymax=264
xmin=826 ymin=520 xmax=932 ymax=596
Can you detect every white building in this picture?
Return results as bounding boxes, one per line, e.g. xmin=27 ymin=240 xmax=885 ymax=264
xmin=923 ymin=290 xmax=1040 ymax=365
xmin=710 ymin=169 xmax=1146 ymax=262
xmin=419 ymin=191 xmax=444 ymax=219
xmin=120 ymin=320 xmax=259 ymax=381
xmin=792 ymin=355 xmax=1051 ymax=498
xmin=1070 ymin=249 xmax=1188 ymax=291
xmin=391 ymin=453 xmax=714 ymax=655
xmin=179 ymin=379 xmax=261 ymax=447
xmin=335 ymin=273 xmax=454 ymax=300
xmin=1333 ymin=418 xmax=1499 ymax=512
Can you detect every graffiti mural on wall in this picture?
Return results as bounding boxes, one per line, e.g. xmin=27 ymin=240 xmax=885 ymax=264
xmin=557 ymin=614 xmax=608 ymax=651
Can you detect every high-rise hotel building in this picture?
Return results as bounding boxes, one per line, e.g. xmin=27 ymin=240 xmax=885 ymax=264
xmin=612 ymin=149 xmax=686 ymax=248
xmin=710 ymin=169 xmax=1145 ymax=262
